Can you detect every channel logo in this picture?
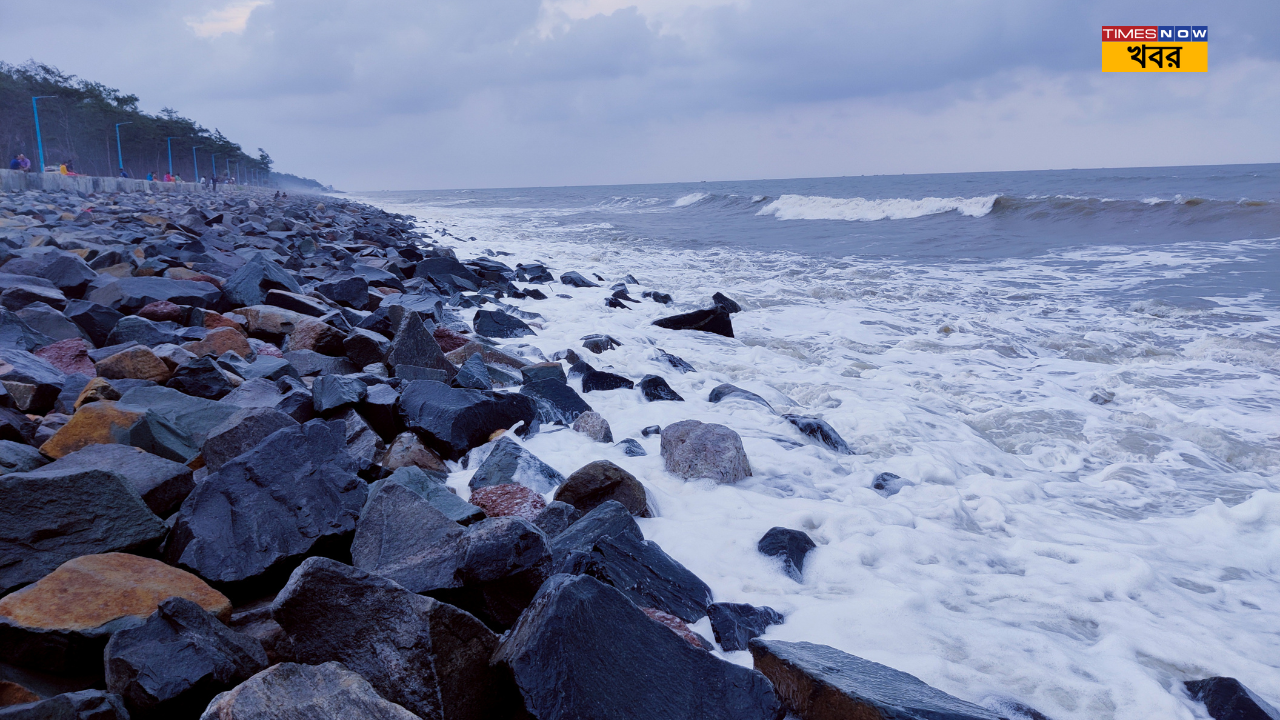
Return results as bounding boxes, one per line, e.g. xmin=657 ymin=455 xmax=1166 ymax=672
xmin=1102 ymin=26 xmax=1207 ymax=72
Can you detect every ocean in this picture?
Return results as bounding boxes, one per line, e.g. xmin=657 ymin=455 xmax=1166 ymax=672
xmin=354 ymin=163 xmax=1280 ymax=720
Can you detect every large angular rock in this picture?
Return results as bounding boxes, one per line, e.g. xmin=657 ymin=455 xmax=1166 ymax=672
xmin=0 ymin=280 xmax=66 ymax=312
xmin=559 ymin=271 xmax=599 ymax=288
xmin=757 ymin=527 xmax=816 ymax=582
xmin=0 ymin=308 xmax=54 ymax=352
xmin=708 ymin=383 xmax=775 ymax=411
xmin=165 ymin=420 xmax=367 ymax=598
xmin=468 ymin=436 xmax=564 ymax=493
xmin=661 ymin=419 xmax=752 ymax=484
xmin=222 ymin=255 xmax=303 ymax=307
xmin=343 ymin=327 xmax=390 ymax=367
xmin=272 ymin=557 xmax=514 ymax=720
xmin=35 ymin=253 xmax=98 ymax=298
xmin=63 ymin=300 xmax=124 ymax=347
xmin=473 ymin=309 xmax=534 ymax=339
xmin=708 ymin=603 xmax=784 ymax=652
xmin=556 ymin=460 xmax=650 ymax=517
xmin=0 ymin=690 xmax=130 ymax=719
xmin=521 ymin=361 xmax=565 ymax=384
xmin=0 ymin=349 xmax=65 ymax=415
xmin=561 ymin=526 xmax=713 ymax=623
xmin=440 ymin=516 xmax=551 ymax=629
xmin=653 ymin=306 xmax=734 ymax=338
xmin=88 ymin=277 xmax=222 ymax=313
xmin=452 ymin=352 xmax=492 ymax=390
xmin=748 ymin=639 xmax=1003 ymax=720
xmin=581 ymin=368 xmax=634 ymax=393
xmin=285 ymin=317 xmax=346 ymax=356
xmin=200 ymin=662 xmax=420 ymax=720
xmin=95 ymin=345 xmax=170 ymax=383
xmin=118 ymin=386 xmax=238 ymax=446
xmin=0 ymin=440 xmax=46 ymax=476
xmin=0 ymin=553 xmax=229 ymax=674
xmin=202 ymin=407 xmax=300 ymax=472
xmin=39 ymin=444 xmax=194 ymax=517
xmin=368 ymin=467 xmax=482 ymax=525
xmin=549 ymin=500 xmax=640 ymax=563
xmin=39 ymin=400 xmax=199 ymax=463
xmin=380 ymin=431 xmax=449 ymax=474
xmin=571 ymin=410 xmax=612 ymax=442
xmin=166 ymin=356 xmax=238 ymax=400
xmin=105 ymin=597 xmax=267 ymax=717
xmin=32 ymin=338 xmax=94 ymax=376
xmin=493 ymin=573 xmax=780 ymax=720
xmin=352 ymin=481 xmax=467 ymax=593
xmin=1185 ymin=677 xmax=1280 ymax=720
xmin=311 ymin=374 xmax=367 ymax=414
xmin=533 ymin=501 xmax=581 ymax=538
xmin=398 ymin=380 xmax=538 ymax=461
xmin=520 ymin=377 xmax=591 ymax=425
xmin=0 ymin=465 xmax=166 ymax=597
xmin=105 ymin=315 xmax=179 ymax=348
xmin=783 ymin=414 xmax=852 ymax=454
xmin=469 ymin=484 xmax=546 ymax=522
xmin=640 ymin=374 xmax=684 ymax=402
xmin=387 ymin=314 xmax=455 ymax=378
xmin=182 ymin=326 xmax=252 ymax=359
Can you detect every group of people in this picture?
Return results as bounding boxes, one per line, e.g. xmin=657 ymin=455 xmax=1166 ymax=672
xmin=8 ymin=154 xmax=273 ymax=196
xmin=7 ymin=154 xmax=31 ymax=171
xmin=144 ymin=172 xmax=185 ymax=183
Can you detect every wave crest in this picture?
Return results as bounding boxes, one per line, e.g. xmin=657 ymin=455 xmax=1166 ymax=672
xmin=673 ymin=192 xmax=709 ymax=208
xmin=757 ymin=194 xmax=998 ymax=221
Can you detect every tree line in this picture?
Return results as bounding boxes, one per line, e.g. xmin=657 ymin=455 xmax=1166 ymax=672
xmin=0 ymin=61 xmax=274 ymax=182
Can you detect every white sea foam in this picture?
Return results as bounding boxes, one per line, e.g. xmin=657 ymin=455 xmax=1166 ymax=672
xmin=1142 ymin=197 xmax=1171 ymax=205
xmin=757 ymin=193 xmax=997 ymax=221
xmin=356 ymin=191 xmax=1280 ymax=720
xmin=674 ymin=192 xmax=709 ymax=207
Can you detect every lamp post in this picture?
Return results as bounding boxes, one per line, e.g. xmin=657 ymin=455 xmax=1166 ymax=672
xmin=165 ymin=137 xmax=179 ymax=177
xmin=114 ymin=122 xmax=133 ymax=172
xmin=31 ymin=96 xmax=56 ymax=172
xmin=191 ymin=146 xmax=202 ymax=182
xmin=210 ymin=153 xmax=217 ymax=180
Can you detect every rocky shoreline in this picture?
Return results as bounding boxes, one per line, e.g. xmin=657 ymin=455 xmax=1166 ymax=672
xmin=0 ymin=185 xmax=1266 ymax=720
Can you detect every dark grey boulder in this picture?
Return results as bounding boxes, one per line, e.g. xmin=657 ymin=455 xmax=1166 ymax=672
xmin=493 ymin=573 xmax=780 ymax=720
xmin=63 ymin=300 xmax=123 ymax=347
xmin=104 ymin=597 xmax=268 ymax=718
xmin=642 ymin=424 xmax=661 ymax=437
xmin=783 ymin=414 xmax=852 ymax=454
xmin=239 ymin=355 xmax=297 ymax=382
xmin=581 ymin=334 xmax=621 ymax=354
xmin=550 ymin=500 xmax=641 ymax=564
xmin=386 ymin=314 xmax=455 ymax=378
xmin=311 ymin=374 xmax=367 ymax=414
xmin=640 ymin=374 xmax=684 ymax=402
xmin=398 ymin=380 xmax=538 ymax=461
xmin=367 ymin=467 xmax=483 ymax=525
xmin=271 ymin=557 xmax=515 ymax=720
xmin=35 ymin=253 xmax=98 ymax=298
xmin=337 ymin=408 xmax=385 ymax=477
xmin=707 ymin=603 xmax=783 ymax=652
xmin=166 ymin=356 xmax=236 ymax=400
xmin=0 ymin=308 xmax=55 ymax=352
xmin=708 ymin=383 xmax=775 ymax=411
xmin=165 ymin=420 xmax=366 ymax=598
xmin=712 ymin=292 xmax=742 ymax=313
xmin=352 ymin=481 xmax=466 ymax=593
xmin=520 ymin=361 xmax=565 ymax=384
xmin=520 ymin=377 xmax=591 ymax=424
xmin=556 ymin=460 xmax=650 ymax=517
xmin=0 ymin=349 xmax=65 ymax=415
xmin=342 ymin=327 xmax=390 ymax=368
xmin=436 ymin=516 xmax=552 ymax=630
xmin=561 ymin=527 xmax=713 ymax=623
xmin=749 ymin=639 xmax=1003 ymax=720
xmin=39 ymin=444 xmax=194 ymax=517
xmin=200 ymin=662 xmax=420 ymax=720
xmin=452 ymin=353 xmax=492 ymax=390
xmin=0 ymin=439 xmax=47 ymax=475
xmin=617 ymin=438 xmax=647 ymax=456
xmin=581 ymin=369 xmax=634 ymax=393
xmin=643 ymin=290 xmax=673 ymax=304
xmin=316 ymin=276 xmax=371 ymax=308
xmin=1185 ymin=677 xmax=1279 ymax=720
xmin=757 ymin=527 xmax=816 ymax=582
xmin=533 ymin=500 xmax=581 ymax=538
xmin=282 ymin=349 xmax=358 ymax=377
xmin=468 ymin=436 xmax=564 ymax=493
xmin=264 ymin=289 xmax=328 ymax=317
xmin=119 ymin=386 xmax=239 ymax=446
xmin=202 ymin=407 xmax=299 ymax=472
xmin=0 ymin=467 xmax=165 ymax=595
xmin=0 ymin=690 xmax=131 ymax=719
xmin=0 ymin=280 xmax=66 ymax=312
xmin=357 ymin=382 xmax=401 ymax=439
xmin=872 ymin=471 xmax=910 ymax=497
xmin=15 ymin=303 xmax=83 ymax=343
xmin=653 ymin=307 xmax=734 ymax=338
xmin=473 ymin=309 xmax=534 ymax=339
xmin=560 ymin=271 xmax=599 ymax=288
xmin=394 ymin=364 xmax=450 ymax=383
xmin=105 ymin=315 xmax=179 ymax=348
xmin=88 ymin=277 xmax=221 ymax=313
xmin=659 ymin=350 xmax=695 ymax=373
xmin=222 ymin=255 xmax=303 ymax=307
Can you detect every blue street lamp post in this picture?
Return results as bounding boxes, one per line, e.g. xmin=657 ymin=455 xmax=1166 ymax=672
xmin=191 ymin=146 xmax=202 ymax=182
xmin=165 ymin=137 xmax=179 ymax=177
xmin=210 ymin=154 xmax=218 ymax=186
xmin=115 ymin=122 xmax=133 ymax=173
xmin=31 ymin=96 xmax=56 ymax=172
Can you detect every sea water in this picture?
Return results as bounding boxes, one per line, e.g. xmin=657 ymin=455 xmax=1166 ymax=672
xmin=354 ymin=163 xmax=1280 ymax=720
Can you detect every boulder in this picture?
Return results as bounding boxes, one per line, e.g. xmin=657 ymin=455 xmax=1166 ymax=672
xmin=166 ymin=356 xmax=238 ymax=400
xmin=661 ymin=419 xmax=751 ymax=484
xmin=712 ymin=292 xmax=742 ymax=313
xmin=343 ymin=327 xmax=390 ymax=367
xmin=105 ymin=315 xmax=179 ymax=347
xmin=473 ymin=309 xmax=534 ymax=339
xmin=265 ymin=289 xmax=329 ymax=317
xmin=581 ymin=334 xmax=622 ymax=354
xmin=221 ymin=255 xmax=303 ymax=307
xmin=165 ymin=420 xmax=367 ymax=598
xmin=707 ymin=603 xmax=784 ymax=652
xmin=311 ymin=374 xmax=367 ymax=414
xmin=95 ymin=345 xmax=170 ymax=383
xmin=39 ymin=444 xmax=194 ymax=517
xmin=366 ymin=467 xmax=483 ymax=526
xmin=0 ymin=690 xmax=130 ymax=719
xmin=640 ymin=374 xmax=684 ymax=402
xmin=380 ymin=431 xmax=449 ymax=474
xmin=398 ymin=381 xmax=538 ymax=461
xmin=88 ymin=277 xmax=221 ymax=313
xmin=136 ymin=300 xmax=185 ymax=323
xmin=533 ymin=501 xmax=581 ymax=538
xmin=0 ymin=349 xmax=65 ymax=414
xmin=387 ymin=314 xmax=455 ymax=378
xmin=748 ymin=639 xmax=1003 ymax=720
xmin=618 ymin=438 xmax=647 ymax=456
xmin=283 ymin=349 xmax=358 ymax=376
xmin=0 ymin=440 xmax=46 ymax=476
xmin=316 ymin=276 xmax=371 ymax=308
xmin=0 ymin=282 xmax=66 ymax=312
xmin=470 ymin=483 xmax=547 ymax=522
xmin=70 ymin=376 xmax=114 ymax=409
xmin=202 ymin=407 xmax=300 ymax=472
xmin=1185 ymin=677 xmax=1280 ymax=720
xmin=352 ymin=481 xmax=468 ymax=593
xmin=493 ymin=574 xmax=780 ymax=720
xmin=0 ymin=553 xmax=229 ymax=674
xmin=549 ymin=500 xmax=640 ymax=563
xmin=0 ymin=308 xmax=55 ymax=352
xmin=581 ymin=369 xmax=634 ymax=393
xmin=560 ymin=271 xmax=599 ymax=288
xmin=272 ymin=557 xmax=514 ymax=720
xmin=441 ymin=516 xmax=552 ymax=629
xmin=708 ymin=383 xmax=775 ymax=411
xmin=571 ymin=410 xmax=612 ymax=442
xmin=40 ymin=400 xmax=199 ymax=462
xmin=337 ymin=408 xmax=385 ymax=477
xmin=452 ymin=352 xmax=492 ymax=390
xmin=238 ymin=305 xmax=307 ymax=340
xmin=182 ymin=326 xmax=251 ymax=359
xmin=520 ymin=361 xmax=565 ymax=384
xmin=653 ymin=307 xmax=734 ymax=338
xmin=783 ymin=414 xmax=851 ymax=454
xmin=359 ymin=381 xmax=402 ymax=437
xmin=561 ymin=527 xmax=713 ymax=623
xmin=32 ymin=338 xmax=94 ymax=376
xmin=199 ymin=662 xmax=420 ymax=720
xmin=557 ymin=460 xmax=650 ymax=517
xmin=105 ymin=597 xmax=267 ymax=718
xmin=520 ymin=378 xmax=592 ymax=425
xmin=118 ymin=385 xmax=238 ymax=446
xmin=468 ymin=436 xmax=564 ymax=493
xmin=643 ymin=607 xmax=715 ymax=650
xmin=872 ymin=471 xmax=910 ymax=497
xmin=18 ymin=303 xmax=87 ymax=344
xmin=284 ymin=317 xmax=346 ymax=356
xmin=63 ymin=300 xmax=123 ymax=347
xmin=757 ymin=527 xmax=816 ymax=582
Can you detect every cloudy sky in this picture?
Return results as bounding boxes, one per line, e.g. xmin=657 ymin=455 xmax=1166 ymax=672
xmin=3 ymin=0 xmax=1278 ymax=190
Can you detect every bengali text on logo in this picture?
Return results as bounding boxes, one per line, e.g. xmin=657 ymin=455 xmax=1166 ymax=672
xmin=1101 ymin=26 xmax=1207 ymax=73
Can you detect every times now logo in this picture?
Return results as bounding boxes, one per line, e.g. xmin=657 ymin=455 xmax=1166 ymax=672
xmin=1102 ymin=26 xmax=1208 ymax=42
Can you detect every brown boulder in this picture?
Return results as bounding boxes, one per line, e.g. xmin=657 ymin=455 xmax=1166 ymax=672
xmin=445 ymin=342 xmax=528 ymax=370
xmin=200 ymin=310 xmax=243 ymax=331
xmin=0 ymin=681 xmax=39 ymax=707
xmin=433 ymin=326 xmax=471 ymax=352
xmin=182 ymin=326 xmax=251 ymax=358
xmin=380 ymin=431 xmax=448 ymax=474
xmin=38 ymin=400 xmax=198 ymax=462
xmin=33 ymin=338 xmax=95 ymax=376
xmin=556 ymin=459 xmax=651 ymax=517
xmin=286 ymin=318 xmax=345 ymax=355
xmin=470 ymin=484 xmax=546 ymax=522
xmin=95 ymin=346 xmax=170 ymax=383
xmin=74 ymin=377 xmax=120 ymax=409
xmin=136 ymin=300 xmax=184 ymax=323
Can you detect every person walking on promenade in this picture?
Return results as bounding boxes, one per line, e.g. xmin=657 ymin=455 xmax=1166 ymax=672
xmin=17 ymin=155 xmax=30 ymax=172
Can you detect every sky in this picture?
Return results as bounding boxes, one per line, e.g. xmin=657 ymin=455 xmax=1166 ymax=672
xmin=2 ymin=0 xmax=1278 ymax=190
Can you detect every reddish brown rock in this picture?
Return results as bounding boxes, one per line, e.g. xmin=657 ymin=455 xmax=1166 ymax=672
xmin=95 ymin=346 xmax=170 ymax=383
xmin=74 ymin=377 xmax=120 ymax=409
xmin=642 ymin=607 xmax=711 ymax=650
xmin=201 ymin=310 xmax=243 ymax=331
xmin=445 ymin=342 xmax=527 ymax=371
xmin=380 ymin=431 xmax=449 ymax=474
xmin=182 ymin=326 xmax=252 ymax=358
xmin=433 ymin=326 xmax=471 ymax=353
xmin=286 ymin=318 xmax=345 ymax=355
xmin=0 ymin=681 xmax=40 ymax=706
xmin=136 ymin=300 xmax=184 ymax=323
xmin=38 ymin=400 xmax=197 ymax=462
xmin=33 ymin=338 xmax=95 ymax=376
xmin=469 ymin=484 xmax=546 ymax=522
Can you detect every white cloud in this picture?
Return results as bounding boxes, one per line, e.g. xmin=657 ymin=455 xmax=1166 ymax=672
xmin=186 ymin=0 xmax=269 ymax=38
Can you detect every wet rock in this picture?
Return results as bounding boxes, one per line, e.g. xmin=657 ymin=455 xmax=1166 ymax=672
xmin=441 ymin=516 xmax=552 ymax=629
xmin=872 ymin=471 xmax=910 ymax=497
xmin=118 ymin=385 xmax=238 ymax=446
xmin=432 ymin=325 xmax=471 ymax=353
xmin=473 ymin=309 xmax=534 ymax=338
xmin=202 ymin=407 xmax=300 ymax=472
xmin=165 ymin=420 xmax=366 ymax=598
xmin=200 ymin=661 xmax=420 ymax=720
xmin=757 ymin=527 xmax=815 ymax=582
xmin=560 ymin=271 xmax=599 ymax=288
xmin=337 ymin=408 xmax=384 ymax=477
xmin=166 ymin=356 xmax=238 ymax=400
xmin=557 ymin=460 xmax=650 ymax=517
xmin=0 ymin=440 xmax=46 ymax=476
xmin=521 ymin=377 xmax=592 ymax=425
xmin=316 ymin=276 xmax=371 ymax=308
xmin=653 ymin=306 xmax=734 ymax=338
xmin=272 ymin=557 xmax=514 ymax=719
xmin=659 ymin=350 xmax=695 ymax=373
xmin=571 ymin=410 xmax=612 ymax=442
xmin=661 ymin=419 xmax=751 ymax=484
xmin=352 ymin=481 xmax=466 ymax=593
xmin=561 ymin=526 xmax=713 ymax=622
xmin=533 ymin=501 xmax=581 ymax=538
xmin=39 ymin=444 xmax=194 ymax=517
xmin=520 ymin=361 xmax=565 ymax=384
xmin=550 ymin=500 xmax=642 ymax=564
xmin=283 ymin=349 xmax=358 ymax=376
xmin=222 ymin=255 xmax=303 ymax=307
xmin=581 ymin=368 xmax=634 ymax=393
xmin=640 ymin=374 xmax=684 ymax=402
xmin=311 ymin=374 xmax=367 ymax=415
xmin=40 ymin=399 xmax=199 ymax=462
xmin=380 ymin=431 xmax=449 ymax=474
xmin=0 ymin=553 xmax=229 ymax=674
xmin=617 ymin=438 xmax=647 ymax=456
xmin=1185 ymin=677 xmax=1279 ymax=720
xmin=470 ymin=483 xmax=547 ymax=522
xmin=643 ymin=607 xmax=714 ymax=650
xmin=0 ymin=349 xmax=65 ymax=414
xmin=707 ymin=603 xmax=783 ymax=652
xmin=581 ymin=333 xmax=621 ymax=353
xmin=136 ymin=300 xmax=184 ymax=323
xmin=32 ymin=338 xmax=94 ymax=376
xmin=1090 ymin=390 xmax=1115 ymax=405
xmin=104 ymin=597 xmax=267 ymax=718
xmin=452 ymin=352 xmax=492 ymax=390
xmin=182 ymin=326 xmax=251 ymax=359
xmin=387 ymin=314 xmax=455 ymax=379
xmin=642 ymin=424 xmax=661 ymax=437
xmin=492 ymin=573 xmax=780 ymax=720
xmin=468 ymin=436 xmax=565 ymax=493
xmin=368 ymin=467 xmax=483 ymax=525
xmin=398 ymin=380 xmax=538 ymax=461
xmin=712 ymin=292 xmax=742 ymax=313
xmin=284 ymin=317 xmax=345 ymax=356
xmin=105 ymin=315 xmax=179 ymax=347
xmin=0 ymin=690 xmax=130 ymax=719
xmin=643 ymin=290 xmax=673 ymax=304
xmin=63 ymin=300 xmax=123 ymax=347
xmin=342 ymin=327 xmax=390 ymax=367
xmin=749 ymin=639 xmax=1003 ymax=720
xmin=783 ymin=414 xmax=851 ymax=454
xmin=88 ymin=277 xmax=221 ymax=313
xmin=95 ymin=345 xmax=170 ymax=383
xmin=708 ymin=383 xmax=775 ymax=411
